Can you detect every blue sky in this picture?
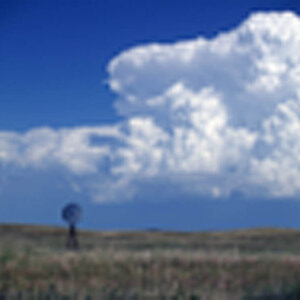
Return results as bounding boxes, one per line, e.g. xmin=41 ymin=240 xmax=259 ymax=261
xmin=1 ymin=0 xmax=300 ymax=231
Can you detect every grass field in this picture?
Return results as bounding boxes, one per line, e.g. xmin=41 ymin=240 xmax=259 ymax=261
xmin=1 ymin=225 xmax=300 ymax=299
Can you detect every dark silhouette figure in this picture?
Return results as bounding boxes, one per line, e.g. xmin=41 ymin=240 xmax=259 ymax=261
xmin=67 ymin=223 xmax=79 ymax=250
xmin=62 ymin=203 xmax=82 ymax=250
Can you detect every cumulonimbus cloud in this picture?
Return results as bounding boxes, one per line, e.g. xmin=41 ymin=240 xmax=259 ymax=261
xmin=1 ymin=11 xmax=300 ymax=201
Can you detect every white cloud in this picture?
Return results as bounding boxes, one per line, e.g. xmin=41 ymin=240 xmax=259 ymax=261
xmin=0 ymin=126 xmax=121 ymax=174
xmin=250 ymin=95 xmax=300 ymax=196
xmin=2 ymin=11 xmax=300 ymax=201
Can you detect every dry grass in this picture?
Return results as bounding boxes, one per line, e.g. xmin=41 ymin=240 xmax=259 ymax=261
xmin=1 ymin=224 xmax=300 ymax=299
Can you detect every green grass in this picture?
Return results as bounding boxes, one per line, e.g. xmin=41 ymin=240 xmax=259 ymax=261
xmin=1 ymin=225 xmax=300 ymax=299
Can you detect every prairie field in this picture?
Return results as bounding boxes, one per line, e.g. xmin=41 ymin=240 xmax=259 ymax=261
xmin=1 ymin=225 xmax=300 ymax=299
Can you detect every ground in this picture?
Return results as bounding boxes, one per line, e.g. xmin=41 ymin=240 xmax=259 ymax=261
xmin=1 ymin=225 xmax=300 ymax=299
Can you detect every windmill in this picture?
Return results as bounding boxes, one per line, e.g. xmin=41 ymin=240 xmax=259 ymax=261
xmin=62 ymin=203 xmax=82 ymax=250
